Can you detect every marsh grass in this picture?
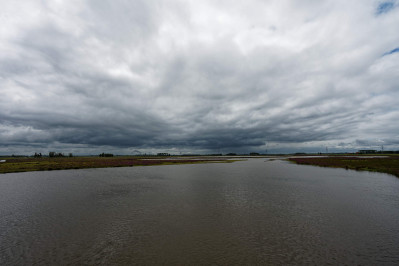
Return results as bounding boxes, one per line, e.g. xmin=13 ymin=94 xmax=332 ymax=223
xmin=0 ymin=156 xmax=233 ymax=174
xmin=288 ymin=155 xmax=399 ymax=178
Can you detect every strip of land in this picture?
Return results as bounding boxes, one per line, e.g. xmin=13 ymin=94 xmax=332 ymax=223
xmin=0 ymin=156 xmax=235 ymax=174
xmin=288 ymin=156 xmax=399 ymax=178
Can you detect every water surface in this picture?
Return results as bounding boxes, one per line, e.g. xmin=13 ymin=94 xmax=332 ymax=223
xmin=1 ymin=159 xmax=399 ymax=265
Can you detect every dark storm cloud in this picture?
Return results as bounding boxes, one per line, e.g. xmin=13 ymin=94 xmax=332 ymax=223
xmin=1 ymin=0 xmax=399 ymax=154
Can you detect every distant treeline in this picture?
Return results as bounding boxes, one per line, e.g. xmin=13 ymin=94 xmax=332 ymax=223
xmin=375 ymin=150 xmax=399 ymax=154
xmin=8 ymin=150 xmax=399 ymax=159
xmin=49 ymin=152 xmax=73 ymax=157
xmin=33 ymin=152 xmax=73 ymax=158
xmin=99 ymin=153 xmax=114 ymax=157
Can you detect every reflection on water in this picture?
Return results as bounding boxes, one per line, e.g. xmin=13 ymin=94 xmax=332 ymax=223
xmin=1 ymin=159 xmax=399 ymax=265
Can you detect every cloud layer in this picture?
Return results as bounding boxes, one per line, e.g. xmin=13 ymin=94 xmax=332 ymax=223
xmin=1 ymin=0 xmax=399 ymax=154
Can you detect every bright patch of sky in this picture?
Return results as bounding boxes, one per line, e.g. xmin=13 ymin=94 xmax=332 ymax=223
xmin=376 ymin=1 xmax=396 ymax=14
xmin=383 ymin=47 xmax=399 ymax=55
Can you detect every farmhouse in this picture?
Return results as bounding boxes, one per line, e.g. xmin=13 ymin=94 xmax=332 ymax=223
xmin=358 ymin=150 xmax=377 ymax=154
xmin=157 ymin=153 xmax=170 ymax=156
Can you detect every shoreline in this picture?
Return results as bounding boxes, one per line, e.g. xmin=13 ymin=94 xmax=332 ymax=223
xmin=0 ymin=156 xmax=239 ymax=174
xmin=288 ymin=155 xmax=399 ymax=178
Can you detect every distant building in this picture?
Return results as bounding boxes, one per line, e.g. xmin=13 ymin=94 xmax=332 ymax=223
xmin=249 ymin=152 xmax=260 ymax=156
xmin=358 ymin=150 xmax=377 ymax=154
xmin=157 ymin=153 xmax=170 ymax=156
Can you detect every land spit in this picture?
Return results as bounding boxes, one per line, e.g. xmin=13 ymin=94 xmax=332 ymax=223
xmin=288 ymin=155 xmax=399 ymax=178
xmin=0 ymin=156 xmax=238 ymax=174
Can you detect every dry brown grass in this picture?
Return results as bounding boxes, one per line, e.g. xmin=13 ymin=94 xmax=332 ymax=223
xmin=288 ymin=156 xmax=399 ymax=177
xmin=0 ymin=156 xmax=232 ymax=174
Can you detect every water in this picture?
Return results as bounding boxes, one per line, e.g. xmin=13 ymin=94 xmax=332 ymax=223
xmin=1 ymin=159 xmax=399 ymax=265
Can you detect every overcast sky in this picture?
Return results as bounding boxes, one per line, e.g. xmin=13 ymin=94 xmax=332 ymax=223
xmin=1 ymin=0 xmax=399 ymax=155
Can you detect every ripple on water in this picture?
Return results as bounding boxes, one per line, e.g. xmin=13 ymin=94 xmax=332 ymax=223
xmin=0 ymin=159 xmax=399 ymax=264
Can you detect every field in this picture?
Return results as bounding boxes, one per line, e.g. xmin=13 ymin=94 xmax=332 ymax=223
xmin=288 ymin=155 xmax=399 ymax=178
xmin=0 ymin=156 xmax=233 ymax=174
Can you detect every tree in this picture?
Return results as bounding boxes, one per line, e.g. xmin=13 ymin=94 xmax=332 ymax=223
xmin=99 ymin=153 xmax=113 ymax=157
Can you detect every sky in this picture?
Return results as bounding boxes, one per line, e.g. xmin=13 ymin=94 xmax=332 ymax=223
xmin=1 ymin=0 xmax=399 ymax=155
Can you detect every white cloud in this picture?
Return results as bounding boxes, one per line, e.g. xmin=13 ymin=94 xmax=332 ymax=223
xmin=1 ymin=0 xmax=399 ymax=154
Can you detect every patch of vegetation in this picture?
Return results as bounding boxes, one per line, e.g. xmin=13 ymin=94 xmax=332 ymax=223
xmin=288 ymin=156 xmax=399 ymax=178
xmin=0 ymin=156 xmax=233 ymax=174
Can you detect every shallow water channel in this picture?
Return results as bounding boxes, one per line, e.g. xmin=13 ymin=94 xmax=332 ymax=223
xmin=1 ymin=159 xmax=399 ymax=265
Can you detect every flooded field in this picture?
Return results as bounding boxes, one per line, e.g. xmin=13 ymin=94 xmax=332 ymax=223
xmin=1 ymin=159 xmax=398 ymax=265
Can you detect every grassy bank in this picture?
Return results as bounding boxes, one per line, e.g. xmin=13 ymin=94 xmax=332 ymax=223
xmin=288 ymin=155 xmax=399 ymax=178
xmin=0 ymin=156 xmax=233 ymax=174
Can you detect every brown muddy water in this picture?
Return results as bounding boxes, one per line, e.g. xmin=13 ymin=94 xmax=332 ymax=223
xmin=1 ymin=159 xmax=399 ymax=265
